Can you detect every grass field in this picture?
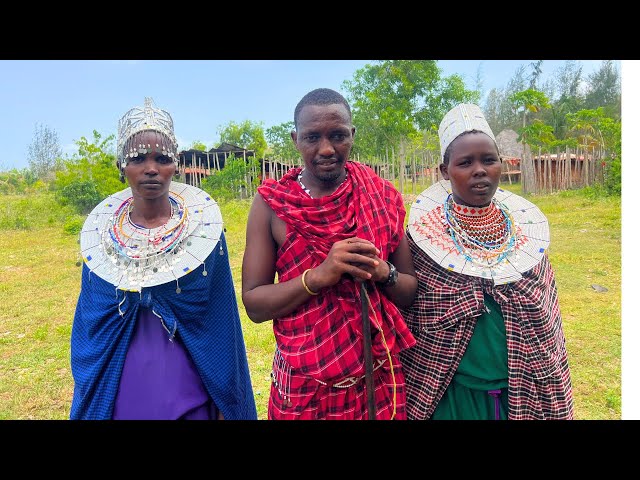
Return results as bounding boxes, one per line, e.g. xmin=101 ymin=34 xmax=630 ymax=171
xmin=0 ymin=184 xmax=621 ymax=420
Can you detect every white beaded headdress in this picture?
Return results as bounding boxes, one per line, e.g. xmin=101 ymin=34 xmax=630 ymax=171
xmin=117 ymin=97 xmax=179 ymax=170
xmin=438 ymin=103 xmax=496 ymax=161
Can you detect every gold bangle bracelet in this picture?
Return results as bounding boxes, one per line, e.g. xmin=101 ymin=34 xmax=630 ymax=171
xmin=301 ymin=269 xmax=319 ymax=296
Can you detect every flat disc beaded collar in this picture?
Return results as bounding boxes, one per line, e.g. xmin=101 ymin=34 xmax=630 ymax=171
xmin=79 ymin=182 xmax=224 ymax=292
xmin=407 ymin=180 xmax=550 ymax=285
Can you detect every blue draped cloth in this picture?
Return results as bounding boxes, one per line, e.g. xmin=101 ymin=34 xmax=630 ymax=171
xmin=70 ymin=233 xmax=257 ymax=420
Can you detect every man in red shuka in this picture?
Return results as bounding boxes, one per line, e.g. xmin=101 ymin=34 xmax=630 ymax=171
xmin=242 ymin=88 xmax=417 ymax=420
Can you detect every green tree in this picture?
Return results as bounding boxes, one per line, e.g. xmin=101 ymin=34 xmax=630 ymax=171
xmin=566 ymin=107 xmax=613 ymax=152
xmin=510 ymin=89 xmax=551 ymax=131
xmin=519 ymin=119 xmax=556 ymax=149
xmin=217 ymin=120 xmax=268 ymax=160
xmin=27 ymin=123 xmax=63 ymax=181
xmin=265 ymin=121 xmax=298 ymax=161
xmin=527 ymin=60 xmax=544 ymax=89
xmin=342 ymin=60 xmax=479 ymax=158
xmin=483 ymin=65 xmax=528 ymax=134
xmin=189 ymin=140 xmax=207 ymax=151
xmin=54 ymin=130 xmax=120 ymax=214
xmin=538 ymin=61 xmax=585 ymax=139
xmin=584 ymin=60 xmax=621 ymax=120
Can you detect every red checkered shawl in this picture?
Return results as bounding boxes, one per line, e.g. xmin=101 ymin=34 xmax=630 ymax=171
xmin=258 ymin=161 xmax=416 ymax=384
xmin=399 ymin=231 xmax=574 ymax=420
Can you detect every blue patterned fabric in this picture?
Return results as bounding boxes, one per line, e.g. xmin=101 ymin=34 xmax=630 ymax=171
xmin=70 ymin=232 xmax=257 ymax=420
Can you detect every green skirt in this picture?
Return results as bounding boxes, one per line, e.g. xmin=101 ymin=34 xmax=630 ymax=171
xmin=432 ymin=293 xmax=509 ymax=420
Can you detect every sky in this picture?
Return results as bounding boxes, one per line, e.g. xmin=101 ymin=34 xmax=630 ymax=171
xmin=0 ymin=59 xmax=617 ymax=172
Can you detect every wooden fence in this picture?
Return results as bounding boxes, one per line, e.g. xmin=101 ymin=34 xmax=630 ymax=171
xmin=181 ymin=145 xmax=608 ymax=198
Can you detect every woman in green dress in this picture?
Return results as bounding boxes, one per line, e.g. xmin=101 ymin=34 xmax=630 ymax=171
xmin=399 ymin=103 xmax=574 ymax=420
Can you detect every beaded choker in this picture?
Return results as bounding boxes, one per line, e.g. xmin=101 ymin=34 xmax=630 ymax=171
xmin=407 ymin=180 xmax=550 ymax=284
xmin=443 ymin=194 xmax=518 ymax=269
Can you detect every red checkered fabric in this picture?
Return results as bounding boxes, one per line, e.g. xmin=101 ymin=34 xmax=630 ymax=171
xmin=258 ymin=161 xmax=416 ymax=419
xmin=399 ymin=231 xmax=574 ymax=420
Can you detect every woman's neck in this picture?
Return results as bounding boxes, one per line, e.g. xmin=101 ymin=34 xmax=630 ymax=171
xmin=129 ymin=195 xmax=172 ymax=229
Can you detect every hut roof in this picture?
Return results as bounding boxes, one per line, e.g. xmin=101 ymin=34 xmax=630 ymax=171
xmin=495 ymin=129 xmax=524 ymax=158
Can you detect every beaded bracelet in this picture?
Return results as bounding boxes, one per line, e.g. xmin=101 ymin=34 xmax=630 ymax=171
xmin=301 ymin=269 xmax=319 ymax=296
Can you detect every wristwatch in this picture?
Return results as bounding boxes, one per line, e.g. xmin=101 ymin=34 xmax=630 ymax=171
xmin=380 ymin=260 xmax=398 ymax=287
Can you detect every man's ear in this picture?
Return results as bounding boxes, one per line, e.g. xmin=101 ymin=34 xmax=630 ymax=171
xmin=439 ymin=163 xmax=449 ymax=180
xmin=291 ymin=130 xmax=297 ymax=145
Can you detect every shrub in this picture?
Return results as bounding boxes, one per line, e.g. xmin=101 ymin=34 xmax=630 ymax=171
xmin=56 ymin=180 xmax=102 ymax=215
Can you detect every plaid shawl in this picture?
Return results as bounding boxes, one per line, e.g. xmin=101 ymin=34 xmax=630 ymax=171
xmin=399 ymin=231 xmax=574 ymax=420
xmin=70 ymin=233 xmax=257 ymax=420
xmin=258 ymin=161 xmax=416 ymax=385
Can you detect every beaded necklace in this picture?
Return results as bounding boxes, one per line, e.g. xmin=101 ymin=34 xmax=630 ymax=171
xmin=297 ymin=168 xmax=347 ymax=198
xmin=443 ymin=194 xmax=518 ymax=268
xmin=101 ymin=193 xmax=191 ymax=287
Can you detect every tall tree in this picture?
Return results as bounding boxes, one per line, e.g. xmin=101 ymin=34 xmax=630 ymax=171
xmin=554 ymin=60 xmax=584 ymax=100
xmin=483 ymin=64 xmax=529 ymax=134
xmin=27 ymin=123 xmax=63 ymax=181
xmin=342 ymin=60 xmax=479 ymax=157
xmin=584 ymin=60 xmax=621 ymax=120
xmin=510 ymin=89 xmax=551 ymax=130
xmin=527 ymin=60 xmax=544 ymax=89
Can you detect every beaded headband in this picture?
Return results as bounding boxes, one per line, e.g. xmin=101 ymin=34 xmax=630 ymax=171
xmin=438 ymin=103 xmax=496 ymax=161
xmin=116 ymin=97 xmax=179 ymax=170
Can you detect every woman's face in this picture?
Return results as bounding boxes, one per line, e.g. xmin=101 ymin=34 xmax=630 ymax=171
xmin=439 ymin=132 xmax=502 ymax=207
xmin=124 ymin=131 xmax=176 ymax=201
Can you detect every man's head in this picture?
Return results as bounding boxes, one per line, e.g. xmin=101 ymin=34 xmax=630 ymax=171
xmin=116 ymin=97 xmax=179 ymax=182
xmin=291 ymin=88 xmax=355 ymax=185
xmin=293 ymin=88 xmax=352 ymax=130
xmin=438 ymin=104 xmax=502 ymax=207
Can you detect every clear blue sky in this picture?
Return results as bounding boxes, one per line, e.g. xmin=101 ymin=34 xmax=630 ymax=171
xmin=0 ymin=60 xmax=617 ymax=171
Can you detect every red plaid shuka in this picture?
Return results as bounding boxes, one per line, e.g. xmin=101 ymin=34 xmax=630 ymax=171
xmin=258 ymin=161 xmax=416 ymax=419
xmin=399 ymin=231 xmax=574 ymax=420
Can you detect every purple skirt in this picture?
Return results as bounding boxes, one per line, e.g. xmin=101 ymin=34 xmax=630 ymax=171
xmin=112 ymin=307 xmax=218 ymax=420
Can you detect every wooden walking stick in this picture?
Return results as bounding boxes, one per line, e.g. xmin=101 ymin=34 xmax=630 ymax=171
xmin=361 ymin=281 xmax=376 ymax=420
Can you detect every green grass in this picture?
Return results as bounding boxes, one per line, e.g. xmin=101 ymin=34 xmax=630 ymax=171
xmin=0 ymin=186 xmax=621 ymax=419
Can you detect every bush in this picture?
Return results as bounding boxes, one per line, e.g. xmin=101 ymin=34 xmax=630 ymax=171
xmin=201 ymin=156 xmax=260 ymax=202
xmin=604 ymin=157 xmax=621 ymax=196
xmin=56 ymin=180 xmax=103 ymax=215
xmin=63 ymin=215 xmax=86 ymax=235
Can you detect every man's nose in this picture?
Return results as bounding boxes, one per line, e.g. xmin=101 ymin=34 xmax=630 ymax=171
xmin=318 ymin=137 xmax=335 ymax=156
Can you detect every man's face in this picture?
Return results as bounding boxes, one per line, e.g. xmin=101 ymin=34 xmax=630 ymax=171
xmin=291 ymin=104 xmax=355 ymax=183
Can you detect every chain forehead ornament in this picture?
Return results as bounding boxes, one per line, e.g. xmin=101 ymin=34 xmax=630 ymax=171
xmin=117 ymin=97 xmax=178 ymax=169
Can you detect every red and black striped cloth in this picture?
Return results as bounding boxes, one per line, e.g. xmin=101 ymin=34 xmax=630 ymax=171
xmin=399 ymin=231 xmax=575 ymax=420
xmin=258 ymin=161 xmax=416 ymax=419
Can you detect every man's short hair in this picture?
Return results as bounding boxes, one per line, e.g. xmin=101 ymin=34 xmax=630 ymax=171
xmin=294 ymin=88 xmax=352 ymax=129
